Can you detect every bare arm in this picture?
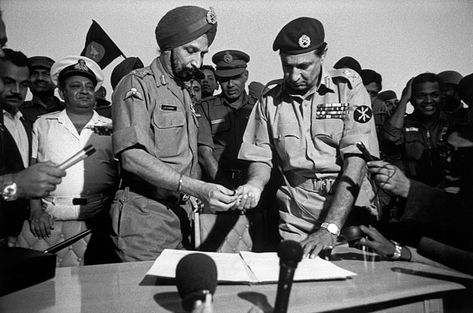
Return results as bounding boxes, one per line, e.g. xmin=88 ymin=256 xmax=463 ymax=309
xmin=382 ymin=78 xmax=412 ymax=142
xmin=198 ymin=145 xmax=219 ymax=181
xmin=121 ymin=149 xmax=237 ymax=212
xmin=301 ymin=156 xmax=366 ymax=258
xmin=235 ymin=162 xmax=272 ymax=210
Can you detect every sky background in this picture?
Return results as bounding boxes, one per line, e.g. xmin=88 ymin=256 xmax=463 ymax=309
xmin=2 ymin=0 xmax=473 ymax=101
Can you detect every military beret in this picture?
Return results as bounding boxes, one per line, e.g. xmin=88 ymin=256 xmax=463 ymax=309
xmin=458 ymin=73 xmax=473 ymax=104
xmin=334 ymin=56 xmax=362 ymax=76
xmin=212 ymin=50 xmax=249 ymax=78
xmin=377 ymin=90 xmax=397 ymax=101
xmin=50 ymin=56 xmax=104 ymax=91
xmin=28 ymin=56 xmax=55 ymax=70
xmin=110 ymin=57 xmax=144 ymax=90
xmin=361 ymin=69 xmax=382 ymax=87
xmin=438 ymin=70 xmax=463 ymax=86
xmin=155 ymin=6 xmax=217 ymax=51
xmin=273 ymin=17 xmax=325 ymax=54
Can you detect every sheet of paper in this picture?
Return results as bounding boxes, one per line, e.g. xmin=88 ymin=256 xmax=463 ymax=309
xmin=146 ymin=249 xmax=257 ymax=283
xmin=239 ymin=251 xmax=357 ymax=282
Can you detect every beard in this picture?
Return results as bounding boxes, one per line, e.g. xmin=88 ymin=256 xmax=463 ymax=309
xmin=171 ymin=52 xmax=204 ymax=82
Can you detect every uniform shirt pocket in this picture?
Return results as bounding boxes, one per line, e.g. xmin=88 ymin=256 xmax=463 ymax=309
xmin=152 ymin=109 xmax=186 ymax=157
xmin=210 ymin=118 xmax=230 ymax=135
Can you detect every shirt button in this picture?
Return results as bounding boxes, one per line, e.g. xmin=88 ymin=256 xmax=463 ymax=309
xmin=60 ymin=234 xmax=65 ymax=239
xmin=77 ymin=257 xmax=82 ymax=262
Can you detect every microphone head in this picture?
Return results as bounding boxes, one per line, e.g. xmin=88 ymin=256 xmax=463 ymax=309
xmin=175 ymin=253 xmax=218 ymax=312
xmin=277 ymin=240 xmax=303 ymax=267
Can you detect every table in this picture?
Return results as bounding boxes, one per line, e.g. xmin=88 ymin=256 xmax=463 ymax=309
xmin=1 ymin=247 xmax=472 ymax=313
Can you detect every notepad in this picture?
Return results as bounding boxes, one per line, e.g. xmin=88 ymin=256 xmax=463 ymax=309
xmin=146 ymin=249 xmax=356 ymax=284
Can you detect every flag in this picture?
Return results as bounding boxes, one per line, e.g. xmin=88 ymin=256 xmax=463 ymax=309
xmin=81 ymin=20 xmax=125 ymax=69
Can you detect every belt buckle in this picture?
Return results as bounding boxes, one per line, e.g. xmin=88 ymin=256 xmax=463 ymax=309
xmin=72 ymin=198 xmax=87 ymax=205
xmin=318 ymin=180 xmax=328 ymax=196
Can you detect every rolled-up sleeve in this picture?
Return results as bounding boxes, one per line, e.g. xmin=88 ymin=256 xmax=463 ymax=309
xmin=238 ymin=99 xmax=273 ymax=167
xmin=339 ymin=78 xmax=380 ymax=158
xmin=112 ymin=74 xmax=154 ymax=156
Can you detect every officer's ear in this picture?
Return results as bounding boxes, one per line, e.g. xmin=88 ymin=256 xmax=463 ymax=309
xmin=242 ymin=70 xmax=249 ymax=83
xmin=58 ymin=87 xmax=65 ymax=101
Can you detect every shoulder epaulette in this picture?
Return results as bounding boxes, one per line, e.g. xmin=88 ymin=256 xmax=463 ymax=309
xmin=130 ymin=66 xmax=152 ymax=79
xmin=330 ymin=68 xmax=362 ymax=89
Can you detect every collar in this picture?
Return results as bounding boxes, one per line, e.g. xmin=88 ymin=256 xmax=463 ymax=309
xmin=3 ymin=109 xmax=23 ymax=121
xmin=151 ymin=56 xmax=173 ymax=88
xmin=56 ymin=109 xmax=104 ymax=126
xmin=285 ymin=66 xmax=333 ymax=101
xmin=222 ymin=92 xmax=249 ymax=110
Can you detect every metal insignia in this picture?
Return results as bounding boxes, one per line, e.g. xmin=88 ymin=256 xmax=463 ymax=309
xmin=223 ymin=52 xmax=233 ymax=64
xmin=353 ymin=105 xmax=373 ymax=123
xmin=74 ymin=59 xmax=89 ymax=72
xmin=298 ymin=34 xmax=311 ymax=49
xmin=124 ymin=87 xmax=144 ymax=101
xmin=206 ymin=7 xmax=217 ymax=24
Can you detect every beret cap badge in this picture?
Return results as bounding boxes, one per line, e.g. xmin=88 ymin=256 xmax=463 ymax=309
xmin=206 ymin=7 xmax=217 ymax=24
xmin=74 ymin=59 xmax=89 ymax=72
xmin=298 ymin=34 xmax=311 ymax=49
xmin=223 ymin=52 xmax=233 ymax=64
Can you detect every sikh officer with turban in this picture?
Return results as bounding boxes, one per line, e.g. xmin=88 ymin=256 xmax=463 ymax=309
xmin=110 ymin=6 xmax=238 ymax=261
xmin=237 ymin=17 xmax=379 ymax=258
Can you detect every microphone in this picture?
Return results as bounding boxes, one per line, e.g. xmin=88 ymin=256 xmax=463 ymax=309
xmin=274 ymin=240 xmax=303 ymax=313
xmin=175 ymin=253 xmax=218 ymax=313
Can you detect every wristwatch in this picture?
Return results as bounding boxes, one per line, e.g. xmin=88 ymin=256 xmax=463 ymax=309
xmin=389 ymin=240 xmax=402 ymax=260
xmin=1 ymin=174 xmax=18 ymax=201
xmin=321 ymin=222 xmax=340 ymax=236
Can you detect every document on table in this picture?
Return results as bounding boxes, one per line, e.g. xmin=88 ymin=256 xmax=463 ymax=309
xmin=146 ymin=249 xmax=356 ymax=284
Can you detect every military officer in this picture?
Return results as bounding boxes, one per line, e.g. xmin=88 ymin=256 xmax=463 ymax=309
xmin=237 ymin=17 xmax=379 ymax=258
xmin=197 ymin=50 xmax=256 ymax=189
xmin=110 ymin=6 xmax=238 ymax=262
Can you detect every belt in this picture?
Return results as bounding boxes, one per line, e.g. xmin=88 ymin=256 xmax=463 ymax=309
xmin=285 ymin=172 xmax=336 ymax=195
xmin=46 ymin=193 xmax=111 ymax=206
xmin=124 ymin=185 xmax=189 ymax=205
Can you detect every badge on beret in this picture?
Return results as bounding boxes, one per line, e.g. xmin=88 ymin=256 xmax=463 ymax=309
xmin=298 ymin=34 xmax=311 ymax=49
xmin=206 ymin=7 xmax=217 ymax=24
xmin=74 ymin=59 xmax=89 ymax=72
xmin=353 ymin=105 xmax=372 ymax=123
xmin=223 ymin=52 xmax=233 ymax=64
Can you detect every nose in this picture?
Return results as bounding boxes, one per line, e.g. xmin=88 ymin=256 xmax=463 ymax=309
xmin=190 ymin=53 xmax=203 ymax=69
xmin=11 ymin=82 xmax=21 ymax=94
xmin=287 ymin=68 xmax=300 ymax=82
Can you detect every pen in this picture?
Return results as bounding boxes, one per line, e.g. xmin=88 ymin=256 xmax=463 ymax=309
xmin=57 ymin=145 xmax=96 ymax=170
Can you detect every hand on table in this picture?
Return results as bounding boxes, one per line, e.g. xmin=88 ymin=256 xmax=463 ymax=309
xmin=300 ymin=228 xmax=337 ymax=259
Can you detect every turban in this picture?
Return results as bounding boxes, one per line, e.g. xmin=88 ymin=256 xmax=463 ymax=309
xmin=155 ymin=6 xmax=217 ymax=51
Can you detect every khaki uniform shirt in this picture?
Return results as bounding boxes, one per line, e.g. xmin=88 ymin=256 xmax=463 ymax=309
xmin=239 ymin=67 xmax=379 ymax=227
xmin=197 ymin=92 xmax=256 ymax=170
xmin=112 ymin=57 xmax=199 ymax=200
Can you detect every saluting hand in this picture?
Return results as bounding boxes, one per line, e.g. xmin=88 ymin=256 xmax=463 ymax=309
xmin=367 ymin=160 xmax=410 ymax=198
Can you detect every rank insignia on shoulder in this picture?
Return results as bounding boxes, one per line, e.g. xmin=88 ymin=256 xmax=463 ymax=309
xmin=353 ymin=105 xmax=373 ymax=123
xmin=316 ymin=103 xmax=348 ymax=119
xmin=124 ymin=88 xmax=144 ymax=101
